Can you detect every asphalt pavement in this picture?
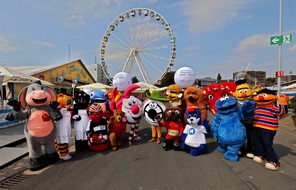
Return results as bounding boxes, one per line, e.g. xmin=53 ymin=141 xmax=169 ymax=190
xmin=0 ymin=113 xmax=295 ymax=190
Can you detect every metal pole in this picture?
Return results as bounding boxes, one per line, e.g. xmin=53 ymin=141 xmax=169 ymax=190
xmin=277 ymin=0 xmax=282 ymax=96
xmin=67 ymin=44 xmax=71 ymax=61
xmin=0 ymin=82 xmax=3 ymax=110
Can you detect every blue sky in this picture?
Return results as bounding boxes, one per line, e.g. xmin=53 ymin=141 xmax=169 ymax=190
xmin=1 ymin=0 xmax=296 ymax=82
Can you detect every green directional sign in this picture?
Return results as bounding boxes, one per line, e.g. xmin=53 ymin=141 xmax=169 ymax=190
xmin=270 ymin=34 xmax=293 ymax=45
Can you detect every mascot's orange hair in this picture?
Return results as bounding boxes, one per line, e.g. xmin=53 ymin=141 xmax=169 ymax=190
xmin=184 ymin=86 xmax=207 ymax=121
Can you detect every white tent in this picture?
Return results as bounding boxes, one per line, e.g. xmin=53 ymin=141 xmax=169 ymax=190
xmin=282 ymin=83 xmax=296 ymax=90
xmin=133 ymin=82 xmax=158 ymax=93
xmin=76 ymin=82 xmax=113 ymax=91
xmin=0 ymin=66 xmax=54 ymax=109
xmin=0 ymin=66 xmax=53 ymax=86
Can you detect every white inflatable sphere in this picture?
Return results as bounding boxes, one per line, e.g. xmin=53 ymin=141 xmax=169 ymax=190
xmin=112 ymin=72 xmax=132 ymax=91
xmin=174 ymin=67 xmax=196 ymax=89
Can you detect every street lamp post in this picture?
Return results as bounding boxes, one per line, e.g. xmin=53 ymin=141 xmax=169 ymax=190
xmin=72 ymin=83 xmax=76 ymax=97
xmin=277 ymin=0 xmax=282 ymax=97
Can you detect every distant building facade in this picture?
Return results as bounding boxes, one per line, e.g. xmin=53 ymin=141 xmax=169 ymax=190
xmin=86 ymin=63 xmax=108 ymax=84
xmin=232 ymin=71 xmax=266 ymax=87
xmin=281 ymin=74 xmax=296 ymax=83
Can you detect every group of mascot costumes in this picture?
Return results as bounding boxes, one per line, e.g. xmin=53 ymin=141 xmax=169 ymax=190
xmin=5 ymin=67 xmax=289 ymax=171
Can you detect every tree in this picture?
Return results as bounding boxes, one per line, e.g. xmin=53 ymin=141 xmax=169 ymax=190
xmin=156 ymin=71 xmax=175 ymax=87
xmin=132 ymin=76 xmax=139 ymax=83
xmin=266 ymin=77 xmax=276 ymax=83
xmin=217 ymin=73 xmax=222 ymax=81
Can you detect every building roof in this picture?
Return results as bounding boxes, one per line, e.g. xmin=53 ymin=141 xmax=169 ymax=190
xmin=4 ymin=65 xmax=54 ymax=75
xmin=5 ymin=60 xmax=96 ymax=84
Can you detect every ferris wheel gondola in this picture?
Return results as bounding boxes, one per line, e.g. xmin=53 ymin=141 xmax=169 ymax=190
xmin=100 ymin=8 xmax=176 ymax=85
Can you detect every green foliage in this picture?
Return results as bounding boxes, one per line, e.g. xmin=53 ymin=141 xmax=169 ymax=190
xmin=132 ymin=76 xmax=139 ymax=83
xmin=266 ymin=77 xmax=276 ymax=83
xmin=289 ymin=96 xmax=296 ymax=113
xmin=156 ymin=72 xmax=175 ymax=87
xmin=217 ymin=73 xmax=222 ymax=81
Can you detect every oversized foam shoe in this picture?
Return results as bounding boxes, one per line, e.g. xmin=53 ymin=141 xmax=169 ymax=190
xmin=45 ymin=152 xmax=60 ymax=165
xmin=28 ymin=156 xmax=47 ymax=171
xmin=265 ymin=162 xmax=279 ymax=171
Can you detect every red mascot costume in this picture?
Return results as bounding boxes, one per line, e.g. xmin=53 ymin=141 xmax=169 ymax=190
xmin=86 ymin=104 xmax=109 ymax=151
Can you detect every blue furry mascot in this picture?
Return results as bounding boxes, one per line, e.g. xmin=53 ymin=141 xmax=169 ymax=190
xmin=211 ymin=95 xmax=255 ymax=162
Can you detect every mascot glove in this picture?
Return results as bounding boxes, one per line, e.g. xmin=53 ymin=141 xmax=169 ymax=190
xmin=241 ymin=100 xmax=255 ymax=120
xmin=242 ymin=100 xmax=255 ymax=110
xmin=202 ymin=119 xmax=211 ymax=133
xmin=278 ymin=94 xmax=288 ymax=106
xmin=49 ymin=101 xmax=60 ymax=109
xmin=72 ymin=115 xmax=81 ymax=121
xmin=7 ymin=99 xmax=21 ymax=111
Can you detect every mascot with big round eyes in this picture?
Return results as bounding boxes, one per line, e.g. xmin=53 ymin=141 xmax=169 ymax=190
xmin=202 ymin=82 xmax=236 ymax=115
xmin=6 ymin=81 xmax=62 ymax=171
xmin=143 ymin=88 xmax=169 ymax=144
xmin=110 ymin=84 xmax=143 ymax=145
xmin=211 ymin=95 xmax=255 ymax=162
xmin=155 ymin=104 xmax=184 ymax=151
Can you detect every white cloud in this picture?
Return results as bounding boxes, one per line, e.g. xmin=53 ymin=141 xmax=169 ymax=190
xmin=0 ymin=35 xmax=19 ymax=52
xmin=52 ymin=0 xmax=124 ymax=26
xmin=236 ymin=34 xmax=269 ymax=51
xmin=289 ymin=44 xmax=296 ymax=51
xmin=180 ymin=0 xmax=253 ymax=34
xmin=29 ymin=40 xmax=55 ymax=48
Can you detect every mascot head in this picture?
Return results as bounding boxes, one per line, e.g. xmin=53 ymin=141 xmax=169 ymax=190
xmin=109 ymin=84 xmax=140 ymax=111
xmin=163 ymin=104 xmax=182 ymax=122
xmin=233 ymin=83 xmax=254 ymax=101
xmin=253 ymin=89 xmax=277 ymax=107
xmin=90 ymin=90 xmax=108 ymax=111
xmin=57 ymin=93 xmax=73 ymax=109
xmin=165 ymin=84 xmax=183 ymax=102
xmin=184 ymin=86 xmax=203 ymax=106
xmin=18 ymin=80 xmax=57 ymax=109
xmin=202 ymin=82 xmax=236 ymax=115
xmin=216 ymin=95 xmax=238 ymax=115
xmin=112 ymin=110 xmax=126 ymax=122
xmin=88 ymin=103 xmax=103 ymax=122
xmin=74 ymin=89 xmax=90 ymax=109
xmin=186 ymin=107 xmax=201 ymax=125
xmin=143 ymin=89 xmax=168 ymax=126
xmin=122 ymin=95 xmax=143 ymax=124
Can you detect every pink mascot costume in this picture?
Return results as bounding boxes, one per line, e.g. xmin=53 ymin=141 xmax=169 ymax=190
xmin=109 ymin=84 xmax=143 ymax=145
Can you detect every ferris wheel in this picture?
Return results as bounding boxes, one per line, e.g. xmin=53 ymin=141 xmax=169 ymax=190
xmin=100 ymin=8 xmax=176 ymax=85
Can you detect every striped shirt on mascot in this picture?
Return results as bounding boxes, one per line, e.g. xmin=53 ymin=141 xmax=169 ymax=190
xmin=109 ymin=84 xmax=143 ymax=145
xmin=252 ymin=89 xmax=288 ymax=171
